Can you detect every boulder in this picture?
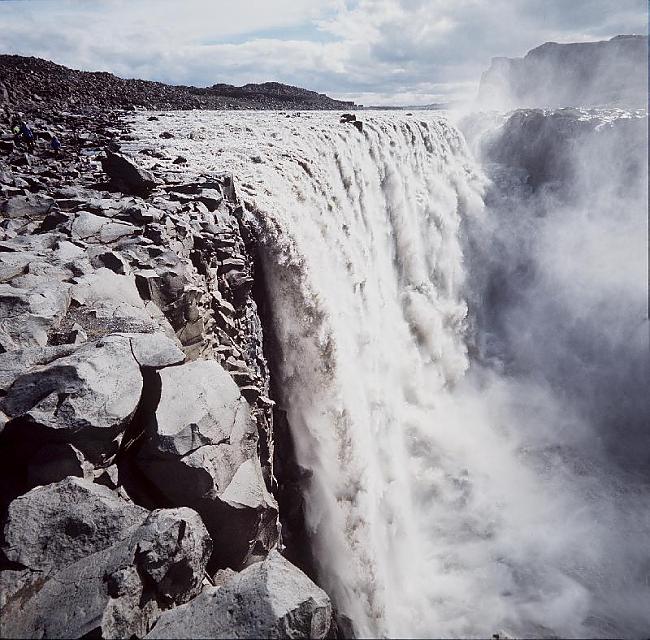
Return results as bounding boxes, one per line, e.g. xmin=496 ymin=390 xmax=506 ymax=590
xmin=1 ymin=334 xmax=143 ymax=463
xmin=0 ymin=344 xmax=78 ymax=393
xmin=1 ymin=503 xmax=211 ymax=640
xmin=136 ymin=359 xmax=278 ymax=568
xmin=101 ymin=151 xmax=157 ymax=195
xmin=127 ymin=332 xmax=186 ymax=368
xmin=146 ymin=551 xmax=332 ymax=639
xmin=1 ymin=194 xmax=54 ymax=219
xmin=1 ymin=477 xmax=148 ymax=572
xmin=71 ymin=210 xmax=138 ymax=244
xmin=0 ymin=280 xmax=71 ymax=350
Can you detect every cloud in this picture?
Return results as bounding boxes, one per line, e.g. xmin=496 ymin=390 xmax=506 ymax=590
xmin=0 ymin=0 xmax=646 ymax=104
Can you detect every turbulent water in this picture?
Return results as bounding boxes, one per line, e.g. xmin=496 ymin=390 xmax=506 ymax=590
xmin=130 ymin=110 xmax=649 ymax=638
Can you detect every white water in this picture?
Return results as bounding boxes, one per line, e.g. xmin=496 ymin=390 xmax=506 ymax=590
xmin=129 ymin=111 xmax=649 ymax=638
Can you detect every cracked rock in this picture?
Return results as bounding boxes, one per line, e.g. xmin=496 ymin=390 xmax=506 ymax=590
xmin=1 ymin=334 xmax=143 ymax=464
xmin=146 ymin=551 xmax=331 ymax=639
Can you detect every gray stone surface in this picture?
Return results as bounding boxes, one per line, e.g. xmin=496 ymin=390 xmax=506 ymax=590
xmin=1 ymin=506 xmax=211 ymax=640
xmin=0 ymin=109 xmax=281 ymax=638
xmin=101 ymin=151 xmax=157 ymax=195
xmin=1 ymin=335 xmax=143 ymax=463
xmin=127 ymin=332 xmax=186 ymax=368
xmin=2 ymin=477 xmax=148 ymax=572
xmin=136 ymin=359 xmax=278 ymax=568
xmin=146 ymin=551 xmax=332 ymax=639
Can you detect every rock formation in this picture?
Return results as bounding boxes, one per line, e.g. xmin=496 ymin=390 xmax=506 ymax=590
xmin=0 ymin=99 xmax=331 ymax=637
xmin=478 ymin=35 xmax=648 ymax=109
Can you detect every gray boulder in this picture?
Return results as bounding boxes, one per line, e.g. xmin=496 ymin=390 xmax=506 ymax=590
xmin=101 ymin=151 xmax=157 ymax=195
xmin=146 ymin=551 xmax=331 ymax=639
xmin=127 ymin=332 xmax=185 ymax=368
xmin=2 ymin=477 xmax=148 ymax=572
xmin=0 ymin=280 xmax=71 ymax=350
xmin=136 ymin=359 xmax=278 ymax=568
xmin=1 ymin=334 xmax=143 ymax=464
xmin=71 ymin=210 xmax=138 ymax=244
xmin=1 ymin=505 xmax=211 ymax=639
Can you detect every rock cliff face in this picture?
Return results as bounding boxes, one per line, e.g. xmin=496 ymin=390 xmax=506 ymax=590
xmin=478 ymin=35 xmax=648 ymax=109
xmin=0 ymin=101 xmax=331 ymax=637
xmin=0 ymin=54 xmax=356 ymax=112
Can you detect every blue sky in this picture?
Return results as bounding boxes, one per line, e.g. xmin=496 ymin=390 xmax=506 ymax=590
xmin=0 ymin=0 xmax=646 ymax=105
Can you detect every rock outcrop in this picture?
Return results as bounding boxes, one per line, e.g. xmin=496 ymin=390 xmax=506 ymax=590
xmin=478 ymin=35 xmax=648 ymax=109
xmin=0 ymin=102 xmax=329 ymax=638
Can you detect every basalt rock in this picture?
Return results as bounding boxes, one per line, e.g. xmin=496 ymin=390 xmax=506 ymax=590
xmin=146 ymin=551 xmax=332 ymax=639
xmin=1 ymin=334 xmax=143 ymax=464
xmin=0 ymin=94 xmax=292 ymax=639
xmin=101 ymin=151 xmax=157 ymax=195
xmin=1 ymin=486 xmax=211 ymax=639
xmin=135 ymin=359 xmax=278 ymax=570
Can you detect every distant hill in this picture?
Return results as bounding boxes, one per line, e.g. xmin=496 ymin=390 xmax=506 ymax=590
xmin=0 ymin=55 xmax=356 ymax=112
xmin=478 ymin=35 xmax=648 ymax=110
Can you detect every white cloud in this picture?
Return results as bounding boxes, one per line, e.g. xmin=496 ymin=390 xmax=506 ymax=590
xmin=0 ymin=0 xmax=646 ymax=104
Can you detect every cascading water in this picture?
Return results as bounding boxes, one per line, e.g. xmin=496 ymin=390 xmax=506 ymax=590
xmin=130 ymin=110 xmax=649 ymax=639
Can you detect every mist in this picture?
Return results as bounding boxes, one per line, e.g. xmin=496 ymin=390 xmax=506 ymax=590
xmin=449 ymin=104 xmax=650 ymax=636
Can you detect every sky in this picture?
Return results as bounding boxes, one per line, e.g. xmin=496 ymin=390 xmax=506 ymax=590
xmin=0 ymin=0 xmax=646 ymax=105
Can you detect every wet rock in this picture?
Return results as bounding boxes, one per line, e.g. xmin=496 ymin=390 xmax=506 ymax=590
xmin=146 ymin=551 xmax=331 ymax=639
xmin=101 ymin=151 xmax=157 ymax=195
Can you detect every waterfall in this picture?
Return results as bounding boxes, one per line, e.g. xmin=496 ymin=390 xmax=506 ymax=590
xmin=131 ymin=110 xmax=650 ymax=639
xmin=248 ymin=116 xmax=484 ymax=638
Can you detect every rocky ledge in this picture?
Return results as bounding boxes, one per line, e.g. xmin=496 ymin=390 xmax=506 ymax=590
xmin=0 ymin=103 xmax=332 ymax=638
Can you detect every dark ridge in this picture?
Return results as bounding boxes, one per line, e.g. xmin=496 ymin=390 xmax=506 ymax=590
xmin=0 ymin=54 xmax=356 ymax=112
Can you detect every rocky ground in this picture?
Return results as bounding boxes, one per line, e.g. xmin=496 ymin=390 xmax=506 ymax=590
xmin=0 ymin=98 xmax=334 ymax=638
xmin=1 ymin=55 xmax=357 ymax=112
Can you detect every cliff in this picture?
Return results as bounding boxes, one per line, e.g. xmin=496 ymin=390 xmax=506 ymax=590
xmin=0 ymin=98 xmax=335 ymax=637
xmin=477 ymin=34 xmax=648 ymax=109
